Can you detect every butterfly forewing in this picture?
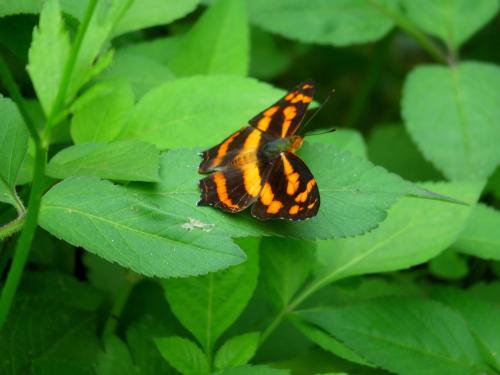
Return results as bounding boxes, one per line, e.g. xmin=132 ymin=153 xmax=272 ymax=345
xmin=251 ymin=152 xmax=319 ymax=220
xmin=248 ymin=81 xmax=315 ymax=139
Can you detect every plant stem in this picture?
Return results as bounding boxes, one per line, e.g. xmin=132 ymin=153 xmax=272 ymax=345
xmin=369 ymin=0 xmax=448 ymax=64
xmin=102 ymin=271 xmax=140 ymax=336
xmin=258 ymin=275 xmax=335 ymax=347
xmin=0 ymin=0 xmax=98 ymax=329
xmin=0 ymin=214 xmax=26 ymax=241
xmin=0 ymin=144 xmax=46 ymax=327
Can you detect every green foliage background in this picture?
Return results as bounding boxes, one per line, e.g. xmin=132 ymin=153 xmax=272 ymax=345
xmin=0 ymin=0 xmax=499 ymax=374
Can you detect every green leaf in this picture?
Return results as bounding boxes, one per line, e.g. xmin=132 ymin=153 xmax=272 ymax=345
xmin=155 ymin=336 xmax=209 ymax=375
xmin=260 ymin=238 xmax=315 ymax=310
xmin=432 ymin=287 xmax=500 ymax=371
xmin=39 ymin=176 xmax=246 ymax=277
xmin=169 ymin=0 xmax=248 ymax=76
xmin=46 ymin=141 xmax=160 ymax=182
xmin=0 ymin=273 xmax=102 ymax=374
xmin=27 ymin=0 xmax=70 ymax=116
xmin=96 ymin=336 xmax=138 ymax=375
xmin=454 ymin=203 xmax=500 ymax=260
xmin=114 ymin=0 xmax=200 ymax=35
xmin=0 ymin=97 xmax=28 ymax=209
xmin=118 ymin=76 xmax=285 ymax=149
xmin=215 ymin=365 xmax=290 ymax=375
xmin=367 ymin=123 xmax=442 ymax=181
xmin=162 ymin=239 xmax=259 ymax=352
xmin=248 ymin=0 xmax=397 ymax=46
xmin=428 ymin=249 xmax=469 ymax=280
xmin=290 ymin=315 xmax=371 ymax=367
xmin=83 ymin=253 xmax=127 ymax=300
xmin=402 ymin=62 xmax=500 ymax=181
xmin=298 ymin=298 xmax=487 ymax=375
xmin=98 ymin=52 xmax=175 ymax=98
xmin=125 ymin=316 xmax=174 ymax=375
xmin=214 ymin=332 xmax=260 ymax=370
xmin=0 ymin=0 xmax=84 ymax=18
xmin=118 ymin=35 xmax=183 ymax=66
xmin=71 ymin=81 xmax=135 ymax=144
xmin=249 ymin=27 xmax=291 ymax=80
xmin=315 ymin=182 xmax=480 ymax=283
xmin=67 ymin=0 xmax=130 ymax=102
xmin=311 ymin=128 xmax=367 ymax=158
xmin=149 ymin=144 xmax=429 ymax=241
xmin=403 ymin=0 xmax=500 ymax=51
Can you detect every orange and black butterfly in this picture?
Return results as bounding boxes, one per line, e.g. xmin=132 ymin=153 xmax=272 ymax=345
xmin=198 ymin=81 xmax=320 ymax=221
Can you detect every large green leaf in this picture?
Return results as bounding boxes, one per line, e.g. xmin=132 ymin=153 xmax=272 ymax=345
xmin=46 ymin=141 xmax=160 ymax=182
xmin=114 ymin=0 xmax=200 ymax=35
xmin=402 ymin=62 xmax=500 ymax=181
xmin=140 ymin=144 xmax=428 ymax=241
xmin=260 ymin=238 xmax=315 ymax=310
xmin=367 ymin=123 xmax=442 ymax=181
xmin=312 ymin=128 xmax=367 ymax=158
xmin=299 ymin=298 xmax=488 ymax=375
xmin=162 ymin=239 xmax=259 ymax=352
xmin=71 ymin=81 xmax=135 ymax=144
xmin=117 ymin=76 xmax=285 ymax=149
xmin=155 ymin=336 xmax=209 ymax=375
xmin=403 ymin=0 xmax=500 ymax=51
xmin=432 ymin=287 xmax=500 ymax=371
xmin=67 ymin=0 xmax=130 ymax=102
xmin=248 ymin=0 xmax=398 ymax=46
xmin=97 ymin=51 xmax=175 ymax=98
xmin=27 ymin=0 xmax=70 ymax=116
xmin=169 ymin=0 xmax=249 ymax=76
xmin=0 ymin=97 xmax=28 ymax=209
xmin=453 ymin=203 xmax=500 ymax=260
xmin=314 ymin=182 xmax=480 ymax=283
xmin=39 ymin=176 xmax=245 ymax=277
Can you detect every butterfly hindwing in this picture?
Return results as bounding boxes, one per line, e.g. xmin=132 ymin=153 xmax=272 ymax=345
xmin=248 ymin=81 xmax=315 ymax=139
xmin=198 ymin=154 xmax=274 ymax=213
xmin=251 ymin=151 xmax=319 ymax=220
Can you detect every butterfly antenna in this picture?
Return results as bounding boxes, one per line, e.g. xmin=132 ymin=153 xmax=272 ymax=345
xmin=300 ymin=88 xmax=336 ymax=134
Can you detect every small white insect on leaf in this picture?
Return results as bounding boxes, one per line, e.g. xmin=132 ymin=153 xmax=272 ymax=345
xmin=181 ymin=217 xmax=215 ymax=232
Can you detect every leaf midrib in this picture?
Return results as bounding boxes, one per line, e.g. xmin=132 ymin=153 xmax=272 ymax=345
xmin=41 ymin=204 xmax=243 ymax=259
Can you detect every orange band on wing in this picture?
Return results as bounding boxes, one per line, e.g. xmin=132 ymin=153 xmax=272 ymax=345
xmin=281 ymin=154 xmax=301 ymax=195
xmin=295 ymin=179 xmax=316 ymax=203
xmin=212 ymin=131 xmax=240 ymax=167
xmin=213 ymin=173 xmax=238 ymax=209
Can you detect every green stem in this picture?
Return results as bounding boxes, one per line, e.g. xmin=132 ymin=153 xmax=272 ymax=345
xmin=102 ymin=272 xmax=139 ymax=336
xmin=258 ymin=275 xmax=335 ymax=347
xmin=0 ymin=145 xmax=46 ymax=328
xmin=0 ymin=0 xmax=99 ymax=329
xmin=0 ymin=213 xmax=26 ymax=241
xmin=369 ymin=0 xmax=448 ymax=64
